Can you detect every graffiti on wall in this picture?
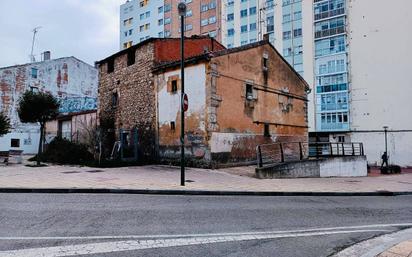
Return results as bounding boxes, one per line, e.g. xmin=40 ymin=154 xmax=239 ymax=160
xmin=59 ymin=97 xmax=97 ymax=113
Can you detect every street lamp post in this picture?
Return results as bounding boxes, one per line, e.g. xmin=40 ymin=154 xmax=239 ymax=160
xmin=178 ymin=2 xmax=187 ymax=186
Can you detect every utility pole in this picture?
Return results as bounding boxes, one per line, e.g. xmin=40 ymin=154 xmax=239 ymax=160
xmin=30 ymin=26 xmax=42 ymax=63
xmin=178 ymin=2 xmax=187 ymax=187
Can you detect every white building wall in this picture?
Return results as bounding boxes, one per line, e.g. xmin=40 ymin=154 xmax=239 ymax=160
xmin=347 ymin=0 xmax=412 ymax=167
xmin=157 ymin=64 xmax=207 ymax=136
xmin=0 ymin=57 xmax=98 ymax=154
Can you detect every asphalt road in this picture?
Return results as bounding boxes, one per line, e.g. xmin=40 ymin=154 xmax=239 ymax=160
xmin=0 ymin=194 xmax=412 ymax=257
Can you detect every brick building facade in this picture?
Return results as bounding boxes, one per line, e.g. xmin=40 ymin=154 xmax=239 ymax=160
xmin=164 ymin=0 xmax=222 ymax=41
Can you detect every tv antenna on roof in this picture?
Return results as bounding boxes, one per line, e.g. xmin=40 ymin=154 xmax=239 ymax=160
xmin=30 ymin=26 xmax=42 ymax=63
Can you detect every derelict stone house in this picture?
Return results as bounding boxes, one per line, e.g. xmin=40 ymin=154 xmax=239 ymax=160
xmin=97 ymin=36 xmax=309 ymax=167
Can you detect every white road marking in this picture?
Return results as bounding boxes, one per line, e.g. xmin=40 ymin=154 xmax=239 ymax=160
xmin=0 ymin=223 xmax=411 ymax=241
xmin=0 ymin=229 xmax=392 ymax=257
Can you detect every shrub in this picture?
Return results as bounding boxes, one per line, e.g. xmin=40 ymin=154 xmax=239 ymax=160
xmin=39 ymin=137 xmax=94 ymax=165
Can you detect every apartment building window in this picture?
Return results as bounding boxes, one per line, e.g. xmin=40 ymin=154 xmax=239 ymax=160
xmin=140 ymin=37 xmax=145 ymax=42
xmin=158 ymin=31 xmax=163 ymax=37
xmin=185 ymin=24 xmax=193 ymax=31
xmin=227 ymin=28 xmax=235 ymax=36
xmin=267 ymin=16 xmax=274 ymax=32
xmin=283 ymin=47 xmax=292 ymax=56
xmin=158 ymin=19 xmax=163 ymax=25
xmin=145 ymin=23 xmax=150 ymax=30
xmin=129 ymin=29 xmax=133 ymax=36
xmin=249 ymin=23 xmax=257 ymax=31
xmin=164 ymin=17 xmax=171 ymax=24
xmin=315 ymin=36 xmax=345 ymax=57
xmin=241 ymin=0 xmax=248 ymax=2
xmin=241 ymin=40 xmax=248 ymax=46
xmin=140 ymin=25 xmax=144 ymax=32
xmin=140 ymin=13 xmax=145 ymax=20
xmin=165 ymin=30 xmax=171 ymax=37
xmin=294 ymin=28 xmax=302 ymax=37
xmin=283 ymin=14 xmax=291 ymax=23
xmin=294 ymin=45 xmax=303 ymax=55
xmin=158 ymin=6 xmax=163 ymax=13
xmin=294 ymin=11 xmax=302 ymax=20
xmin=127 ymin=50 xmax=135 ymax=66
xmin=209 ymin=16 xmax=216 ymax=24
xmin=164 ymin=4 xmax=171 ymax=12
xmin=123 ymin=18 xmax=133 ymax=26
xmin=227 ymin=13 xmax=234 ymax=21
xmin=201 ymin=18 xmax=208 ymax=26
xmin=283 ymin=31 xmax=291 ymax=40
xmin=186 ymin=9 xmax=192 ymax=17
xmin=241 ymin=25 xmax=247 ymax=33
xmin=209 ymin=1 xmax=216 ymax=9
xmin=31 ymin=68 xmax=38 ymax=78
xmin=227 ymin=0 xmax=234 ymax=6
xmin=201 ymin=4 xmax=208 ymax=12
xmin=209 ymin=30 xmax=217 ymax=38
xmin=240 ymin=9 xmax=248 ymax=17
xmin=249 ymin=7 xmax=257 ymax=15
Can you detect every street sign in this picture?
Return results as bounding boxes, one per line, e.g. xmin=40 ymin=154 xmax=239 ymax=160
xmin=183 ymin=93 xmax=188 ymax=112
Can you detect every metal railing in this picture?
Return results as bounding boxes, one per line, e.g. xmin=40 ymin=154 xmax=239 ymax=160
xmin=257 ymin=142 xmax=364 ymax=168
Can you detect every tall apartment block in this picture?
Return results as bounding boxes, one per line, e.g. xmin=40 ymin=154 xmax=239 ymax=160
xmin=120 ymin=0 xmax=221 ymax=50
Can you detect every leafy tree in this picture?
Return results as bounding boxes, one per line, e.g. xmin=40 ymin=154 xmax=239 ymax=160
xmin=0 ymin=112 xmax=11 ymax=136
xmin=18 ymin=91 xmax=60 ymax=165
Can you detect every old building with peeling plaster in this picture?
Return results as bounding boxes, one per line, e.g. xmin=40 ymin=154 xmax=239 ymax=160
xmin=0 ymin=56 xmax=98 ymax=153
xmin=97 ymin=36 xmax=309 ymax=167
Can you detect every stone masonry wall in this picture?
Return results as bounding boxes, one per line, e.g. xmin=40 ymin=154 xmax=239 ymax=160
xmin=98 ymin=43 xmax=156 ymax=161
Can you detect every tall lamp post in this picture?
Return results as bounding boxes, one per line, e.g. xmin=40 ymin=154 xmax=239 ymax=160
xmin=178 ymin=2 xmax=187 ymax=186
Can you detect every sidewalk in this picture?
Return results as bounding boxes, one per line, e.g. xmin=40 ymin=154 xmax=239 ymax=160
xmin=0 ymin=163 xmax=411 ymax=194
xmin=377 ymin=240 xmax=412 ymax=257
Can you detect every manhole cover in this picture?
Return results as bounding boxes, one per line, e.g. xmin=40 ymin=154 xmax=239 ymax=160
xmin=85 ymin=170 xmax=105 ymax=173
xmin=62 ymin=171 xmax=81 ymax=174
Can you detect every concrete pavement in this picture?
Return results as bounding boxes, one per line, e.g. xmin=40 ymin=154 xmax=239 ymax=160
xmin=0 ymin=164 xmax=411 ymax=194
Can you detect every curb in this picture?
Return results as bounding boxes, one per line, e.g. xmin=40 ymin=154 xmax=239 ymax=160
xmin=332 ymin=227 xmax=412 ymax=257
xmin=0 ymin=188 xmax=412 ymax=196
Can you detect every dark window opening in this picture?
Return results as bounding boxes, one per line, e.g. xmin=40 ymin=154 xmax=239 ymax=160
xmin=127 ymin=50 xmax=135 ymax=66
xmin=338 ymin=136 xmax=345 ymax=142
xmin=264 ymin=124 xmax=270 ymax=137
xmin=263 ymin=57 xmax=268 ymax=69
xmin=170 ymin=121 xmax=175 ymax=130
xmin=31 ymin=68 xmax=38 ymax=79
xmin=112 ymin=92 xmax=118 ymax=108
xmin=107 ymin=59 xmax=114 ymax=73
xmin=171 ymin=80 xmax=178 ymax=92
xmin=246 ymin=84 xmax=253 ymax=100
xmin=11 ymin=139 xmax=20 ymax=148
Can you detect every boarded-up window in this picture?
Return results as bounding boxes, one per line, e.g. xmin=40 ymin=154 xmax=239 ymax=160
xmin=127 ymin=50 xmax=135 ymax=66
xmin=107 ymin=59 xmax=114 ymax=73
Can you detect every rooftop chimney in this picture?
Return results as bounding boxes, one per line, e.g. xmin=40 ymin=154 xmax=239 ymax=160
xmin=42 ymin=51 xmax=51 ymax=61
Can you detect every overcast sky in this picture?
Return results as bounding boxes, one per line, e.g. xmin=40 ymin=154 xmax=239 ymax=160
xmin=0 ymin=0 xmax=124 ymax=67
